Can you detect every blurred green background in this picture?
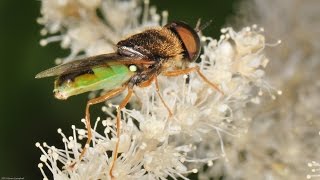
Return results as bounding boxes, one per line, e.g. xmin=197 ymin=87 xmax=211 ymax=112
xmin=0 ymin=0 xmax=235 ymax=179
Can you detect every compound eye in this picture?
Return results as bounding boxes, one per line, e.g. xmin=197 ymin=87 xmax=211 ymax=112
xmin=165 ymin=21 xmax=201 ymax=62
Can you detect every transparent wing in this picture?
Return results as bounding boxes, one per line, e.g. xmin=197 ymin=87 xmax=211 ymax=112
xmin=35 ymin=53 xmax=154 ymax=78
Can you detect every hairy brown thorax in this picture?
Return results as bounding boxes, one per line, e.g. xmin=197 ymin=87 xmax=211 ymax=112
xmin=117 ymin=27 xmax=184 ymax=61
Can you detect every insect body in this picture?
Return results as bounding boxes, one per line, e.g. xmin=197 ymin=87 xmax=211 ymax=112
xmin=36 ymin=21 xmax=221 ymax=177
xmin=51 ymin=54 xmax=137 ymax=100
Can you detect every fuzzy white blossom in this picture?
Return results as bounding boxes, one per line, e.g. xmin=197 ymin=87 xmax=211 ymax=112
xmin=38 ymin=0 xmax=165 ymax=63
xmin=36 ymin=0 xmax=278 ymax=179
xmin=203 ymin=0 xmax=320 ymax=180
xmin=308 ymin=159 xmax=320 ymax=179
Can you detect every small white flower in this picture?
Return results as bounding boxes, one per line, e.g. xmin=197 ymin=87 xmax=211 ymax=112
xmin=307 ymin=161 xmax=320 ymax=179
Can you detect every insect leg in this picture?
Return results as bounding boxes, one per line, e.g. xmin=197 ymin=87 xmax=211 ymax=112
xmin=154 ymin=77 xmax=173 ymax=117
xmin=163 ymin=66 xmax=224 ymax=94
xmin=138 ymin=75 xmax=173 ymax=116
xmin=76 ymin=86 xmax=127 ymax=164
xmin=132 ymin=89 xmax=143 ymax=107
xmin=109 ymin=87 xmax=133 ymax=178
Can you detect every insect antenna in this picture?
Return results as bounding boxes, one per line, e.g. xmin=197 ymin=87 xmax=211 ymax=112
xmin=195 ymin=18 xmax=213 ymax=32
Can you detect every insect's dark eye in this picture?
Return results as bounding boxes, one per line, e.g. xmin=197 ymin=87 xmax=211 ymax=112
xmin=165 ymin=21 xmax=201 ymax=62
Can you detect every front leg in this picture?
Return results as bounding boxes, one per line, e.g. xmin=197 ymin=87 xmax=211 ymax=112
xmin=137 ymin=74 xmax=173 ymax=117
xmin=163 ymin=66 xmax=224 ymax=94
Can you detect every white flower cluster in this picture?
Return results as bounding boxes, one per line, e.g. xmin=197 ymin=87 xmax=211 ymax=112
xmin=38 ymin=0 xmax=166 ymax=64
xmin=36 ymin=0 xmax=276 ymax=179
xmin=308 ymin=158 xmax=320 ymax=179
xmin=213 ymin=0 xmax=320 ymax=180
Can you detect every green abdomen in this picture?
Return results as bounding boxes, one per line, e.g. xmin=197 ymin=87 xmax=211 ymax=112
xmin=54 ymin=64 xmax=133 ymax=99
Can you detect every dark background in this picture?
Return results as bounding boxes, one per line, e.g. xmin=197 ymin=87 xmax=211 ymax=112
xmin=0 ymin=0 xmax=235 ymax=179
